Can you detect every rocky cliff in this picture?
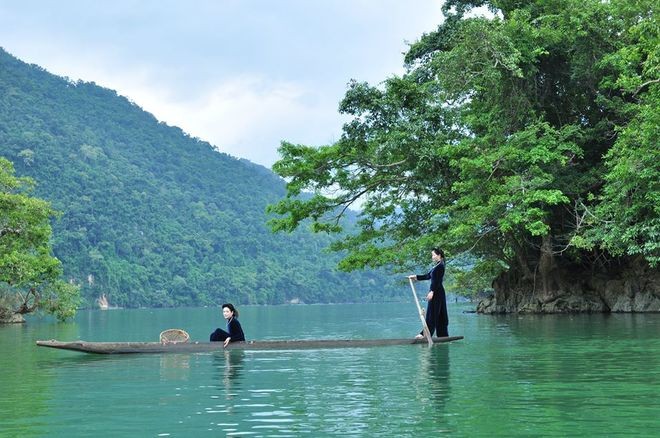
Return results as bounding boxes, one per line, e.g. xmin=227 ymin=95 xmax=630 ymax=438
xmin=477 ymin=257 xmax=660 ymax=313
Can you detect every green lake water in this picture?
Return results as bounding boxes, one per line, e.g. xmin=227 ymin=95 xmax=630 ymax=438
xmin=1 ymin=303 xmax=659 ymax=437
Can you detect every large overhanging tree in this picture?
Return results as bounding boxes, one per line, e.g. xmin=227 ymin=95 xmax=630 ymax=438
xmin=268 ymin=0 xmax=658 ymax=305
xmin=0 ymin=157 xmax=79 ymax=322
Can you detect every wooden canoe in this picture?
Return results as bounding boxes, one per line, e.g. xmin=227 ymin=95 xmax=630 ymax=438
xmin=36 ymin=336 xmax=463 ymax=354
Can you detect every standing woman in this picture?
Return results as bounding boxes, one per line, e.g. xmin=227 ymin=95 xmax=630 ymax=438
xmin=210 ymin=303 xmax=246 ymax=347
xmin=408 ymin=248 xmax=448 ymax=338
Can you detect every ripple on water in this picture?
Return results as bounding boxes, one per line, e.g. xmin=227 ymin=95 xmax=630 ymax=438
xmin=7 ymin=305 xmax=659 ymax=436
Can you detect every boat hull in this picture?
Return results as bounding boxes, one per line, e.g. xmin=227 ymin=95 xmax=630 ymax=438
xmin=36 ymin=336 xmax=463 ymax=354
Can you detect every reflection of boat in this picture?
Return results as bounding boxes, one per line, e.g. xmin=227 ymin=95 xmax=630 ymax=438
xmin=36 ymin=336 xmax=463 ymax=354
xmin=97 ymin=294 xmax=109 ymax=310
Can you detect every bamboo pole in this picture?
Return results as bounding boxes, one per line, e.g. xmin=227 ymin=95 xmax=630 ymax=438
xmin=408 ymin=278 xmax=433 ymax=346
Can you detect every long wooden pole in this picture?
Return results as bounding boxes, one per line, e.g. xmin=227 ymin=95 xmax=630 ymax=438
xmin=409 ymin=278 xmax=433 ymax=346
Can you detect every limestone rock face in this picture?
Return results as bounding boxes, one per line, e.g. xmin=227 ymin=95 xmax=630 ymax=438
xmin=0 ymin=313 xmax=26 ymax=324
xmin=477 ymin=258 xmax=660 ymax=314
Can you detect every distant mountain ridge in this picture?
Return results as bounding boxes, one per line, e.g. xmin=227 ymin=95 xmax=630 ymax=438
xmin=0 ymin=47 xmax=400 ymax=308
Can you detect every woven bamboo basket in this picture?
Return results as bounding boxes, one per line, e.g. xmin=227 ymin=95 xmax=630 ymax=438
xmin=159 ymin=328 xmax=190 ymax=344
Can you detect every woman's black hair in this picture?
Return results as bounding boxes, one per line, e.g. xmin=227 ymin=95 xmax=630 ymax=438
xmin=222 ymin=303 xmax=239 ymax=318
xmin=432 ymin=248 xmax=445 ymax=259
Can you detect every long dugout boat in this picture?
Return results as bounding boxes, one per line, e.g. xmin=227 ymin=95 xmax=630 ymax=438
xmin=36 ymin=336 xmax=464 ymax=354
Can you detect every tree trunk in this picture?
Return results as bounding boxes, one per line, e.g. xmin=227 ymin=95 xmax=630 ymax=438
xmin=509 ymin=233 xmax=535 ymax=280
xmin=538 ymin=234 xmax=556 ymax=296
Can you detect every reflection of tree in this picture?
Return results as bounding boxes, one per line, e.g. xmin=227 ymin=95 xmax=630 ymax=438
xmin=0 ymin=321 xmax=77 ymax=435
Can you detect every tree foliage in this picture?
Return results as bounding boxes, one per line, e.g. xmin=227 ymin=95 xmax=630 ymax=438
xmin=0 ymin=48 xmax=402 ymax=309
xmin=268 ymin=0 xmax=659 ymax=293
xmin=0 ymin=158 xmax=80 ymax=321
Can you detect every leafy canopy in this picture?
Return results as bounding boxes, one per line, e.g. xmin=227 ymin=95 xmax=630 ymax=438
xmin=0 ymin=157 xmax=80 ymax=321
xmin=269 ymin=0 xmax=659 ymax=289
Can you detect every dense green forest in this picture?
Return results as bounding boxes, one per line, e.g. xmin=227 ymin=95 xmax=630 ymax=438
xmin=0 ymin=157 xmax=79 ymax=321
xmin=269 ymin=0 xmax=659 ymax=310
xmin=0 ymin=47 xmax=404 ymax=310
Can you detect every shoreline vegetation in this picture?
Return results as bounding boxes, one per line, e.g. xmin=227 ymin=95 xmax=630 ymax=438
xmin=1 ymin=1 xmax=658 ymax=323
xmin=266 ymin=0 xmax=659 ymax=314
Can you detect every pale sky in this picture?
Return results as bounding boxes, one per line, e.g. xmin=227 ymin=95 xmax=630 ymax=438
xmin=0 ymin=1 xmax=445 ymax=168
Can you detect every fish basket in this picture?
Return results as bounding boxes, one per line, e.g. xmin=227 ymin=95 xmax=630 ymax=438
xmin=159 ymin=328 xmax=190 ymax=344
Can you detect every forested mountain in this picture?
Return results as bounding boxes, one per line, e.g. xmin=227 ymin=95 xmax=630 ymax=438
xmin=0 ymin=48 xmax=402 ymax=308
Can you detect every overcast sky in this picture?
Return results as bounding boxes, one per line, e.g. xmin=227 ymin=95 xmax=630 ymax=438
xmin=0 ymin=0 xmax=445 ymax=168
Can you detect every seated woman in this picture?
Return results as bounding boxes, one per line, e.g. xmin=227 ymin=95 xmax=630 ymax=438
xmin=210 ymin=303 xmax=245 ymax=347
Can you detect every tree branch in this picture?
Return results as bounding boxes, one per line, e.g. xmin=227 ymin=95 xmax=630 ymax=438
xmin=633 ymin=78 xmax=660 ymax=97
xmin=16 ymin=288 xmax=40 ymax=315
xmin=364 ymin=158 xmax=407 ymax=169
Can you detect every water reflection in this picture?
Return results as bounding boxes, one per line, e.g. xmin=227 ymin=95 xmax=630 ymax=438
xmin=7 ymin=305 xmax=658 ymax=436
xmin=419 ymin=346 xmax=451 ymax=416
xmin=205 ymin=349 xmax=246 ymax=430
xmin=159 ymin=354 xmax=191 ymax=380
xmin=214 ymin=349 xmax=245 ymax=394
